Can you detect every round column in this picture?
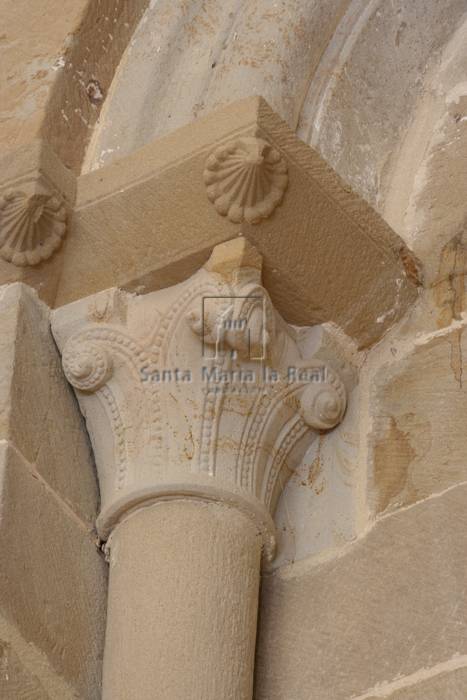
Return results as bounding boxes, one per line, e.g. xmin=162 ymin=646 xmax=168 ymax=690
xmin=102 ymin=499 xmax=262 ymax=700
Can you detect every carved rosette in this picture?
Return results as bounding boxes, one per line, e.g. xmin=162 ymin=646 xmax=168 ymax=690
xmin=52 ymin=240 xmax=346 ymax=560
xmin=0 ymin=189 xmax=67 ymax=266
xmin=204 ymin=137 xmax=288 ymax=224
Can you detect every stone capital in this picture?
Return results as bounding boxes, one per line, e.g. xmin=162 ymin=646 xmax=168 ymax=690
xmin=52 ymin=239 xmax=346 ymax=558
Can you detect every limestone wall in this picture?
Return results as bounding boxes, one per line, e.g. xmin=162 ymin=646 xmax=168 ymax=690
xmin=0 ymin=284 xmax=107 ymax=698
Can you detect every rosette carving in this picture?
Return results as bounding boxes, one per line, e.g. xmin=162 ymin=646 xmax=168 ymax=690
xmin=62 ymin=340 xmax=113 ymax=392
xmin=204 ymin=136 xmax=288 ymax=224
xmin=0 ymin=189 xmax=67 ymax=266
xmin=299 ymin=368 xmax=347 ymax=431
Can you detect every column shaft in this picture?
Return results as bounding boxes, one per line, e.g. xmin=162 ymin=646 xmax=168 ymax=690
xmin=102 ymin=500 xmax=262 ymax=700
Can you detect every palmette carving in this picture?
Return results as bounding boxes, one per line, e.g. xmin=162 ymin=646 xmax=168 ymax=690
xmin=0 ymin=189 xmax=67 ymax=266
xmin=53 ymin=240 xmax=346 ymax=558
xmin=204 ymin=136 xmax=288 ymax=224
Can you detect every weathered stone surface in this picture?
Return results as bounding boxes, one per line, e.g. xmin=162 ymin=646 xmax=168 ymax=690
xmin=380 ymin=10 xmax=467 ymax=291
xmin=368 ymin=324 xmax=467 ymax=516
xmin=103 ymin=501 xmax=262 ymax=700
xmin=0 ymin=639 xmax=50 ymax=699
xmin=0 ymin=282 xmax=102 ymax=699
xmin=0 ymin=441 xmax=107 ymax=699
xmin=0 ymin=283 xmax=99 ymax=524
xmin=0 ymin=0 xmax=150 ymax=173
xmin=363 ymin=666 xmax=467 ymax=699
xmin=83 ymin=0 xmax=350 ymax=168
xmin=0 ymin=0 xmax=89 ymax=154
xmin=0 ymin=141 xmax=76 ymax=305
xmin=273 ymin=325 xmax=361 ymax=567
xmin=43 ymin=0 xmax=151 ymax=173
xmin=0 ymin=610 xmax=83 ymax=699
xmin=299 ymin=0 xmax=467 ymax=207
xmin=255 ymin=483 xmax=467 ymax=700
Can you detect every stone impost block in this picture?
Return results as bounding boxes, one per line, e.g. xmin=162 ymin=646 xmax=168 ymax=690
xmin=0 ymin=99 xmax=419 ymax=347
xmin=54 ymin=96 xmax=419 ymax=348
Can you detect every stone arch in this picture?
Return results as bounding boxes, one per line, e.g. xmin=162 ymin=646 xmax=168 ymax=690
xmin=41 ymin=0 xmax=150 ymax=173
xmin=299 ymin=0 xmax=467 ymax=210
xmin=81 ymin=0 xmax=351 ymax=171
xmin=382 ymin=13 xmax=467 ymax=311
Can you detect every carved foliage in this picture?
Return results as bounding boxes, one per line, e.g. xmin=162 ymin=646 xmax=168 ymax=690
xmin=204 ymin=136 xmax=288 ymax=224
xmin=0 ymin=189 xmax=67 ymax=266
xmin=58 ymin=267 xmax=347 ymax=524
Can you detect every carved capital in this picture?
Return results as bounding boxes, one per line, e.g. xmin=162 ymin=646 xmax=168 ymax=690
xmin=52 ymin=239 xmax=346 ymax=558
